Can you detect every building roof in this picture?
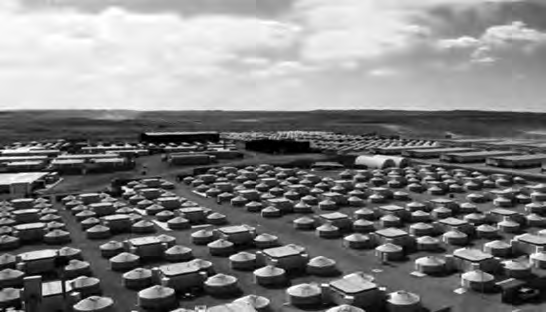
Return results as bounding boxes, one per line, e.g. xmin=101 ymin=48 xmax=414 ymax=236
xmin=263 ymin=244 xmax=305 ymax=259
xmin=159 ymin=262 xmax=201 ymax=277
xmin=0 ymin=172 xmax=49 ymax=186
xmin=19 ymin=249 xmax=57 ymax=262
xmin=330 ymin=274 xmax=378 ymax=295
xmin=320 ymin=212 xmax=349 ymax=220
xmin=489 ymin=154 xmax=546 ymax=161
xmin=375 ymin=228 xmax=408 ymax=238
xmin=143 ymin=131 xmax=219 ymax=136
xmin=453 ymin=248 xmax=493 ymax=262
xmin=379 ymin=205 xmax=404 ymax=212
xmin=219 ymin=225 xmax=253 ymax=235
xmin=439 ymin=217 xmax=468 ymax=227
xmin=517 ymin=233 xmax=546 ymax=246
xmin=129 ymin=236 xmax=161 ymax=247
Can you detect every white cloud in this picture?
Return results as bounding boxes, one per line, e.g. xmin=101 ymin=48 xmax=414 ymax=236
xmin=368 ymin=68 xmax=402 ymax=77
xmin=0 ymin=4 xmax=302 ymax=109
xmin=436 ymin=21 xmax=546 ymax=65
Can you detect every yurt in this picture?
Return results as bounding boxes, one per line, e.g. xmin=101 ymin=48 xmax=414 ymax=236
xmin=375 ymin=243 xmax=404 ymax=261
xmin=245 ymin=201 xmax=264 ymax=213
xmin=344 ymin=233 xmax=373 ymax=249
xmin=302 ymin=195 xmax=319 ymax=205
xmin=191 ymin=229 xmax=215 ymax=245
xmin=167 ymin=216 xmax=191 ymax=230
xmin=293 ymin=217 xmax=316 ymax=230
xmin=410 ymin=210 xmax=431 ymax=223
xmin=85 ymin=224 xmax=111 ymax=240
xmin=386 ymin=290 xmax=421 ymax=312
xmin=64 ymin=260 xmax=92 ymax=279
xmin=318 ymin=199 xmax=337 ymax=211
xmin=44 ymin=229 xmax=71 ymax=245
xmin=368 ymin=193 xmax=385 ymax=204
xmin=294 ymin=201 xmax=313 ymax=214
xmin=164 ymin=245 xmax=193 ymax=262
xmin=234 ymin=295 xmax=271 ymax=311
xmin=493 ymin=196 xmax=513 ymax=208
xmin=0 ymin=253 xmax=16 ymax=270
xmin=122 ymin=268 xmax=153 ymax=290
xmin=414 ymin=256 xmax=446 ymax=275
xmin=526 ymin=213 xmax=546 ymax=227
xmin=476 ymin=224 xmax=499 ymax=239
xmin=530 ymin=249 xmax=546 ymax=269
xmin=254 ymin=233 xmax=279 ymax=249
xmin=307 ymin=256 xmax=338 ymax=276
xmin=497 ymin=218 xmax=520 ymax=234
xmin=100 ymin=241 xmax=124 ymax=259
xmin=286 ymin=283 xmax=322 ymax=308
xmin=503 ymin=260 xmax=533 ymax=279
xmin=0 ymin=268 xmax=24 ymax=288
xmin=206 ymin=213 xmax=228 ymax=225
xmin=229 ymin=251 xmax=256 ymax=271
xmin=208 ymin=239 xmax=235 ymax=257
xmin=204 ymin=274 xmax=239 ymax=297
xmin=316 ymin=223 xmax=340 ymax=239
xmin=463 ymin=213 xmax=485 ymax=225
xmin=75 ymin=210 xmax=97 ymax=222
xmin=261 ymin=206 xmax=281 ymax=218
xmin=254 ymin=265 xmax=287 ymax=286
xmin=132 ymin=220 xmax=156 ymax=234
xmin=483 ymin=240 xmax=512 ymax=258
xmin=354 ymin=208 xmax=376 ymax=220
xmin=326 ymin=304 xmax=365 ymax=312
xmin=442 ymin=229 xmax=468 ymax=246
xmin=155 ymin=210 xmax=174 ymax=222
xmin=73 ymin=296 xmax=115 ymax=312
xmin=432 ymin=207 xmax=452 ymax=220
xmin=416 ymin=236 xmax=441 ymax=251
xmin=71 ymin=276 xmax=102 ymax=298
xmin=353 ymin=219 xmax=376 ymax=233
xmin=407 ymin=183 xmax=424 ymax=193
xmin=109 ymin=252 xmax=140 ymax=272
xmin=137 ymin=285 xmax=177 ymax=311
xmin=461 ymin=270 xmax=495 ymax=292
xmin=0 ymin=287 xmax=21 ymax=309
xmin=57 ymin=247 xmax=83 ymax=263
xmin=409 ymin=223 xmax=434 ymax=237
xmin=525 ymin=202 xmax=545 ymax=215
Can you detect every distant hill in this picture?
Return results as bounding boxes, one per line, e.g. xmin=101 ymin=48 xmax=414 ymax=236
xmin=0 ymin=109 xmax=545 ymax=143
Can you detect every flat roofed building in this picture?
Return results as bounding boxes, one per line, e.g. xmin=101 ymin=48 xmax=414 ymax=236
xmin=486 ymin=154 xmax=546 ymax=168
xmin=451 ymin=248 xmax=498 ymax=272
xmin=373 ymin=228 xmax=413 ymax=248
xmin=0 ymin=172 xmax=50 ymax=196
xmin=441 ymin=150 xmax=522 ymax=163
xmin=327 ymin=272 xmax=381 ymax=308
xmin=141 ymin=132 xmax=220 ymax=144
xmin=258 ymin=244 xmax=308 ymax=271
xmin=514 ymin=233 xmax=546 ymax=255
xmin=402 ymin=147 xmax=476 ymax=158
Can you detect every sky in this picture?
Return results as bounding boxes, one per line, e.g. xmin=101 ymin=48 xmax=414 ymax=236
xmin=0 ymin=0 xmax=546 ymax=111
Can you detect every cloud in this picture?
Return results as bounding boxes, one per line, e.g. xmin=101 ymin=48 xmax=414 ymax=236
xmin=436 ymin=21 xmax=546 ymax=64
xmin=368 ymin=68 xmax=402 ymax=78
xmin=0 ymin=3 xmax=302 ymax=109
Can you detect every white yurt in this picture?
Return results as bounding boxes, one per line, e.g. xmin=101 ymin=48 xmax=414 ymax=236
xmin=293 ymin=217 xmax=316 ymax=230
xmin=530 ymin=249 xmax=546 ymax=269
xmin=375 ymin=243 xmax=404 ymax=261
xmin=476 ymin=224 xmax=499 ymax=239
xmin=208 ymin=239 xmax=235 ymax=257
xmin=254 ymin=233 xmax=279 ymax=249
xmin=0 ymin=268 xmax=24 ymax=289
xmin=306 ymin=256 xmax=337 ymax=276
xmin=343 ymin=233 xmax=373 ymax=249
xmin=0 ymin=287 xmax=21 ymax=309
xmin=316 ymin=223 xmax=340 ymax=239
xmin=253 ymin=265 xmax=287 ymax=286
xmin=137 ymin=285 xmax=177 ymax=311
xmin=386 ymin=290 xmax=421 ymax=312
xmin=206 ymin=213 xmax=228 ymax=225
xmin=354 ymin=208 xmax=376 ymax=220
xmin=64 ymin=260 xmax=92 ymax=279
xmin=122 ymin=268 xmax=153 ymax=290
xmin=414 ymin=256 xmax=446 ymax=275
xmin=326 ymin=304 xmax=365 ymax=312
xmin=234 ymin=295 xmax=271 ymax=311
xmin=229 ymin=252 xmax=256 ymax=271
xmin=483 ymin=240 xmax=511 ymax=258
xmin=71 ymin=276 xmax=102 ymax=298
xmin=416 ymin=236 xmax=441 ymax=251
xmin=109 ymin=252 xmax=140 ymax=272
xmin=352 ymin=219 xmax=376 ymax=233
xmin=132 ymin=220 xmax=156 ymax=234
xmin=286 ymin=283 xmax=322 ymax=308
xmin=204 ymin=274 xmax=239 ymax=297
xmin=167 ymin=216 xmax=191 ymax=230
xmin=100 ymin=241 xmax=124 ymax=259
xmin=502 ymin=260 xmax=533 ymax=279
xmin=191 ymin=229 xmax=215 ymax=245
xmin=442 ymin=230 xmax=468 ymax=246
xmin=164 ymin=245 xmax=193 ymax=262
xmin=86 ymin=225 xmax=112 ymax=240
xmin=461 ymin=270 xmax=495 ymax=292
xmin=0 ymin=253 xmax=16 ymax=270
xmin=73 ymin=296 xmax=114 ymax=312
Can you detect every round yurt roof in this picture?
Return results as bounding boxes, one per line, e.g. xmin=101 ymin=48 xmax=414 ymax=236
xmin=477 ymin=224 xmax=497 ymax=232
xmin=100 ymin=241 xmax=123 ymax=250
xmin=255 ymin=233 xmax=277 ymax=242
xmin=123 ymin=268 xmax=152 ymax=279
xmin=208 ymin=239 xmax=234 ymax=248
xmin=0 ymin=268 xmax=24 ymax=279
xmin=165 ymin=245 xmax=192 ymax=254
xmin=462 ymin=270 xmax=494 ymax=282
xmin=229 ymin=251 xmax=256 ymax=262
xmin=485 ymin=240 xmax=510 ymax=248
xmin=287 ymin=283 xmax=321 ymax=297
xmin=294 ymin=217 xmax=315 ymax=224
xmin=234 ymin=295 xmax=270 ymax=309
xmin=415 ymin=256 xmax=445 ymax=267
xmin=0 ymin=287 xmax=20 ymax=301
xmin=254 ymin=265 xmax=285 ymax=277
xmin=66 ymin=260 xmax=89 ymax=270
xmin=205 ymin=273 xmax=237 ymax=286
xmin=376 ymin=243 xmax=403 ymax=253
xmin=326 ymin=304 xmax=365 ymax=312
xmin=443 ymin=230 xmax=467 ymax=238
xmin=388 ymin=291 xmax=420 ymax=305
xmin=72 ymin=276 xmax=100 ymax=288
xmin=138 ymin=285 xmax=175 ymax=299
xmin=317 ymin=223 xmax=338 ymax=231
xmin=0 ymin=253 xmax=16 ymax=264
xmin=308 ymin=256 xmax=335 ymax=267
xmin=192 ymin=229 xmax=213 ymax=238
xmin=410 ymin=222 xmax=433 ymax=230
xmin=503 ymin=260 xmax=532 ymax=270
xmin=73 ymin=296 xmax=114 ymax=311
xmin=110 ymin=252 xmax=139 ymax=263
xmin=344 ymin=233 xmax=370 ymax=242
xmin=417 ymin=236 xmax=439 ymax=244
